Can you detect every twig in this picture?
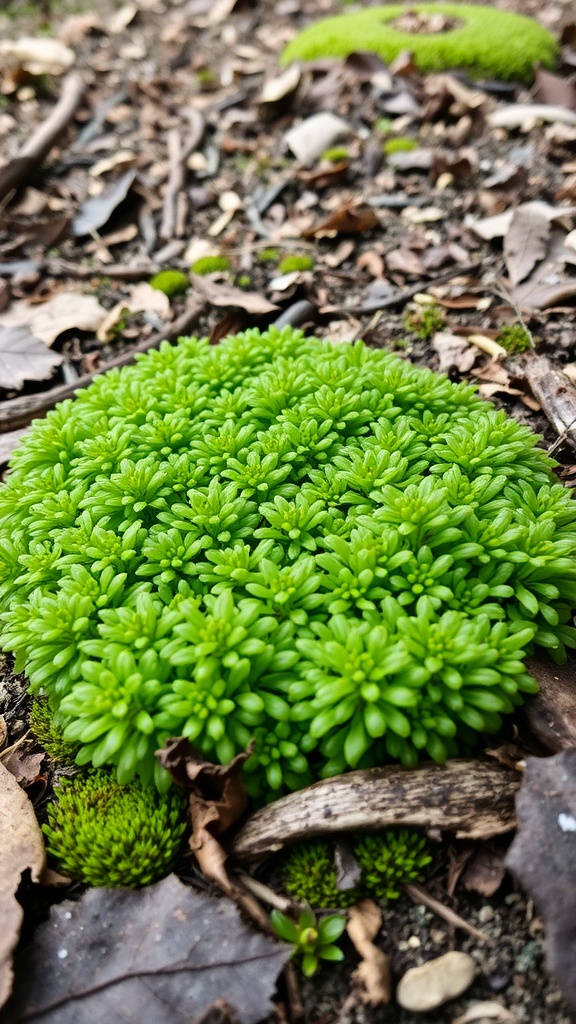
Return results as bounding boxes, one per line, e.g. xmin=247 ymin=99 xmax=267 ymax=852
xmin=0 ymin=73 xmax=85 ymax=203
xmin=0 ymin=302 xmax=205 ymax=434
xmin=319 ymin=260 xmax=483 ymax=319
xmin=45 ymin=258 xmax=159 ymax=281
xmin=159 ymin=111 xmax=205 ymax=241
xmin=404 ymin=883 xmax=492 ymax=943
xmin=235 ymin=871 xmax=295 ymax=913
xmin=524 ymin=353 xmax=576 ymax=450
xmin=283 ymin=963 xmax=305 ymax=1024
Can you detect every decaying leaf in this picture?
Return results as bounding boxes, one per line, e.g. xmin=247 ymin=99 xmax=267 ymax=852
xmin=346 ymin=900 xmax=391 ymax=1006
xmin=284 ymin=112 xmax=352 ymax=166
xmin=504 ymin=206 xmax=551 ymax=287
xmin=0 ymin=326 xmax=64 ymax=391
xmin=523 ymin=652 xmax=576 ymax=753
xmin=96 ymin=283 xmax=172 ymax=342
xmin=506 ymin=749 xmax=576 ymax=1010
xmin=232 ymin=759 xmax=520 ymax=862
xmin=453 ymin=1001 xmax=516 ymax=1024
xmin=190 ymin=276 xmax=278 ymax=315
xmin=157 ymin=739 xmax=251 ymax=891
xmin=0 ymin=37 xmax=75 ymax=77
xmin=302 ymin=205 xmax=380 ymax=240
xmin=459 ymin=843 xmax=507 ymax=898
xmin=0 ymin=292 xmax=107 ymax=346
xmin=3 ymin=874 xmax=290 ymax=1024
xmin=72 ymin=169 xmax=137 ymax=237
xmin=0 ymin=761 xmax=46 ymax=1011
xmin=432 ymin=331 xmax=478 ymax=373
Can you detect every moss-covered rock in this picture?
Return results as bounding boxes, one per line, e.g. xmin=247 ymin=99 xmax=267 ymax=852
xmin=282 ymin=4 xmax=558 ymax=84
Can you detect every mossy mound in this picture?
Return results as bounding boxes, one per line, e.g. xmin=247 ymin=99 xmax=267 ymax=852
xmin=281 ymin=4 xmax=558 ymax=84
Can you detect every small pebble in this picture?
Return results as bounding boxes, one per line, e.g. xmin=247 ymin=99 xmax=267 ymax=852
xmin=478 ymin=905 xmax=495 ymax=924
xmin=396 ymin=951 xmax=476 ymax=1012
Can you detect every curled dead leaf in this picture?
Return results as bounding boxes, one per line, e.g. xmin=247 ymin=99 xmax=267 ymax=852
xmin=346 ymin=900 xmax=391 ymax=1006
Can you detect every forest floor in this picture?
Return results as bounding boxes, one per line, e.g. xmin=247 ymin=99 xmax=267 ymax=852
xmin=1 ymin=0 xmax=576 ymax=1022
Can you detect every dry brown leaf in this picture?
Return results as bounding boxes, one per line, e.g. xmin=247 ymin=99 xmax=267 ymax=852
xmin=0 ymin=326 xmax=64 ymax=390
xmin=346 ymin=900 xmax=391 ymax=1006
xmin=97 ymin=283 xmax=172 ymax=342
xmin=506 ymin=749 xmax=576 ymax=1010
xmin=72 ymin=169 xmax=137 ymax=237
xmin=0 ymin=292 xmax=107 ymax=346
xmin=459 ymin=844 xmax=507 ymax=898
xmin=1 ymin=749 xmax=44 ymax=788
xmin=504 ymin=207 xmax=550 ymax=287
xmin=190 ymin=275 xmax=278 ymax=314
xmin=0 ymin=761 xmax=45 ymax=1010
xmin=432 ymin=331 xmax=478 ymax=373
xmin=157 ymin=739 xmax=251 ymax=892
xmin=302 ymin=205 xmax=379 ymax=240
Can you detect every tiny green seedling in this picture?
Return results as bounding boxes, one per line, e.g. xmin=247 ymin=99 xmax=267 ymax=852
xmin=271 ymin=908 xmax=347 ymax=977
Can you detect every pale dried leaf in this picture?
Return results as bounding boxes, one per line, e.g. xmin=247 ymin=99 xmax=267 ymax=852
xmin=190 ymin=275 xmax=278 ymax=314
xmin=72 ymin=169 xmax=137 ymax=237
xmin=0 ymin=326 xmax=64 ymax=390
xmin=504 ymin=207 xmax=550 ymax=286
xmin=284 ymin=112 xmax=352 ymax=166
xmin=487 ymin=104 xmax=576 ymax=129
xmin=0 ymin=761 xmax=45 ymax=1010
xmin=347 ymin=900 xmax=391 ymax=1006
xmin=0 ymin=37 xmax=74 ymax=76
xmin=453 ymin=1001 xmax=516 ymax=1024
xmin=0 ymin=292 xmax=107 ymax=346
xmin=466 ymin=202 xmax=576 ymax=241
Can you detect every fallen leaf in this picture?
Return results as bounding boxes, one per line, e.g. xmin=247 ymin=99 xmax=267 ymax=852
xmin=97 ymin=283 xmax=172 ymax=342
xmin=467 ymin=201 xmax=576 ymax=241
xmin=302 ymin=205 xmax=379 ymax=240
xmin=0 ymin=761 xmax=45 ymax=1011
xmin=72 ymin=169 xmax=137 ymax=237
xmin=504 ymin=206 xmax=551 ymax=286
xmin=487 ymin=104 xmax=576 ymax=129
xmin=523 ymin=652 xmax=576 ymax=753
xmin=0 ymin=38 xmax=75 ymax=76
xmin=460 ymin=843 xmax=507 ymax=898
xmin=3 ymin=874 xmax=290 ymax=1024
xmin=432 ymin=331 xmax=478 ymax=373
xmin=346 ymin=900 xmax=391 ymax=1006
xmin=1 ymin=750 xmax=44 ymax=788
xmin=157 ymin=739 xmax=251 ymax=891
xmin=0 ymin=292 xmax=107 ymax=346
xmin=190 ymin=276 xmax=278 ymax=314
xmin=284 ymin=112 xmax=352 ymax=166
xmin=533 ymin=67 xmax=576 ymax=111
xmin=506 ymin=749 xmax=576 ymax=1011
xmin=0 ymin=326 xmax=64 ymax=390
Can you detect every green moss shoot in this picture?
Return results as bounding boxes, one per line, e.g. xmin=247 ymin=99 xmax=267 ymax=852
xmin=283 ymin=840 xmax=359 ymax=908
xmin=281 ymin=4 xmax=558 ymax=84
xmin=149 ymin=270 xmax=190 ymax=297
xmin=321 ymin=147 xmax=350 ymax=162
xmin=353 ymin=829 xmax=432 ymax=899
xmin=497 ymin=323 xmax=533 ymax=355
xmin=29 ymin=696 xmax=79 ymax=766
xmin=191 ymin=255 xmax=231 ymax=276
xmin=405 ymin=303 xmax=446 ymax=340
xmin=384 ymin=138 xmax=419 ymax=156
xmin=43 ymin=771 xmax=187 ymax=887
xmin=278 ymin=254 xmax=315 ymax=274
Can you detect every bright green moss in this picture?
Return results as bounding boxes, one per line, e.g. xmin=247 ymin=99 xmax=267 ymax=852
xmin=29 ymin=695 xmax=79 ymax=766
xmin=0 ymin=326 xmax=575 ymax=796
xmin=283 ymin=830 xmax=431 ymax=906
xmin=278 ymin=254 xmax=315 ymax=274
xmin=384 ymin=138 xmax=418 ymax=156
xmin=191 ymin=255 xmax=231 ymax=276
xmin=258 ymin=248 xmax=280 ymax=263
xmin=497 ymin=323 xmax=533 ymax=355
xmin=321 ymin=147 xmax=350 ymax=162
xmin=149 ymin=270 xmax=190 ymax=297
xmin=43 ymin=771 xmax=187 ymax=887
xmin=405 ymin=303 xmax=446 ymax=341
xmin=281 ymin=4 xmax=558 ymax=84
xmin=353 ymin=829 xmax=432 ymax=900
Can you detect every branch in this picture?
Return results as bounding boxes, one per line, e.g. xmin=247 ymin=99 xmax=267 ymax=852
xmin=0 ymin=73 xmax=85 ymax=203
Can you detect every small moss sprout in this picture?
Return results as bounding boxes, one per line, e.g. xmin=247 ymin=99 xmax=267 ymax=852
xmin=43 ymin=771 xmax=187 ymax=887
xmin=321 ymin=147 xmax=350 ymax=162
xmin=497 ymin=323 xmax=533 ymax=355
xmin=191 ymin=255 xmax=231 ymax=276
xmin=384 ymin=138 xmax=418 ymax=156
xmin=283 ymin=840 xmax=359 ymax=908
xmin=149 ymin=270 xmax=190 ymax=297
xmin=29 ymin=696 xmax=79 ymax=766
xmin=278 ymin=254 xmax=315 ymax=274
xmin=405 ymin=303 xmax=446 ymax=340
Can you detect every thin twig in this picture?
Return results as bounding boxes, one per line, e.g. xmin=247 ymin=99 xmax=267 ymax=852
xmin=159 ymin=111 xmax=205 ymax=241
xmin=405 ymin=883 xmax=492 ymax=943
xmin=283 ymin=963 xmax=305 ymax=1024
xmin=235 ymin=871 xmax=295 ymax=913
xmin=0 ymin=73 xmax=85 ymax=203
xmin=0 ymin=302 xmax=205 ymax=434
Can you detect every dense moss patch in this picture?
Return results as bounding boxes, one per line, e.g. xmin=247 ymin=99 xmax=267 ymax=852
xmin=0 ymin=327 xmax=575 ymax=796
xmin=281 ymin=4 xmax=558 ymax=84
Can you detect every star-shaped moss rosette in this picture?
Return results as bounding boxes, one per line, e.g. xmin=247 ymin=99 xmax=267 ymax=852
xmin=1 ymin=326 xmax=576 ymax=797
xmin=281 ymin=4 xmax=558 ymax=84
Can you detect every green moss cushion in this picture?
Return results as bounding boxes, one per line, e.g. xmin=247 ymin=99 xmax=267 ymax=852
xmin=281 ymin=3 xmax=558 ymax=84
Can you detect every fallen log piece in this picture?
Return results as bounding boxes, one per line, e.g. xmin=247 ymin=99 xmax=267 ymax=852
xmin=232 ymin=758 xmax=521 ymax=863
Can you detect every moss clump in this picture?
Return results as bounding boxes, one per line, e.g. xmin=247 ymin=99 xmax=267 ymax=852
xmin=353 ymin=829 xmax=432 ymax=900
xmin=258 ymin=248 xmax=280 ymax=263
xmin=1 ymin=326 xmax=576 ymax=796
xmin=43 ymin=771 xmax=187 ymax=887
xmin=405 ymin=303 xmax=446 ymax=340
xmin=278 ymin=254 xmax=315 ymax=274
xmin=29 ymin=696 xmax=79 ymax=766
xmin=497 ymin=323 xmax=533 ymax=355
xmin=384 ymin=138 xmax=419 ymax=156
xmin=283 ymin=830 xmax=431 ymax=906
xmin=191 ymin=255 xmax=231 ymax=276
xmin=149 ymin=270 xmax=190 ymax=297
xmin=283 ymin=840 xmax=359 ymax=908
xmin=321 ymin=147 xmax=350 ymax=162
xmin=281 ymin=4 xmax=558 ymax=84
